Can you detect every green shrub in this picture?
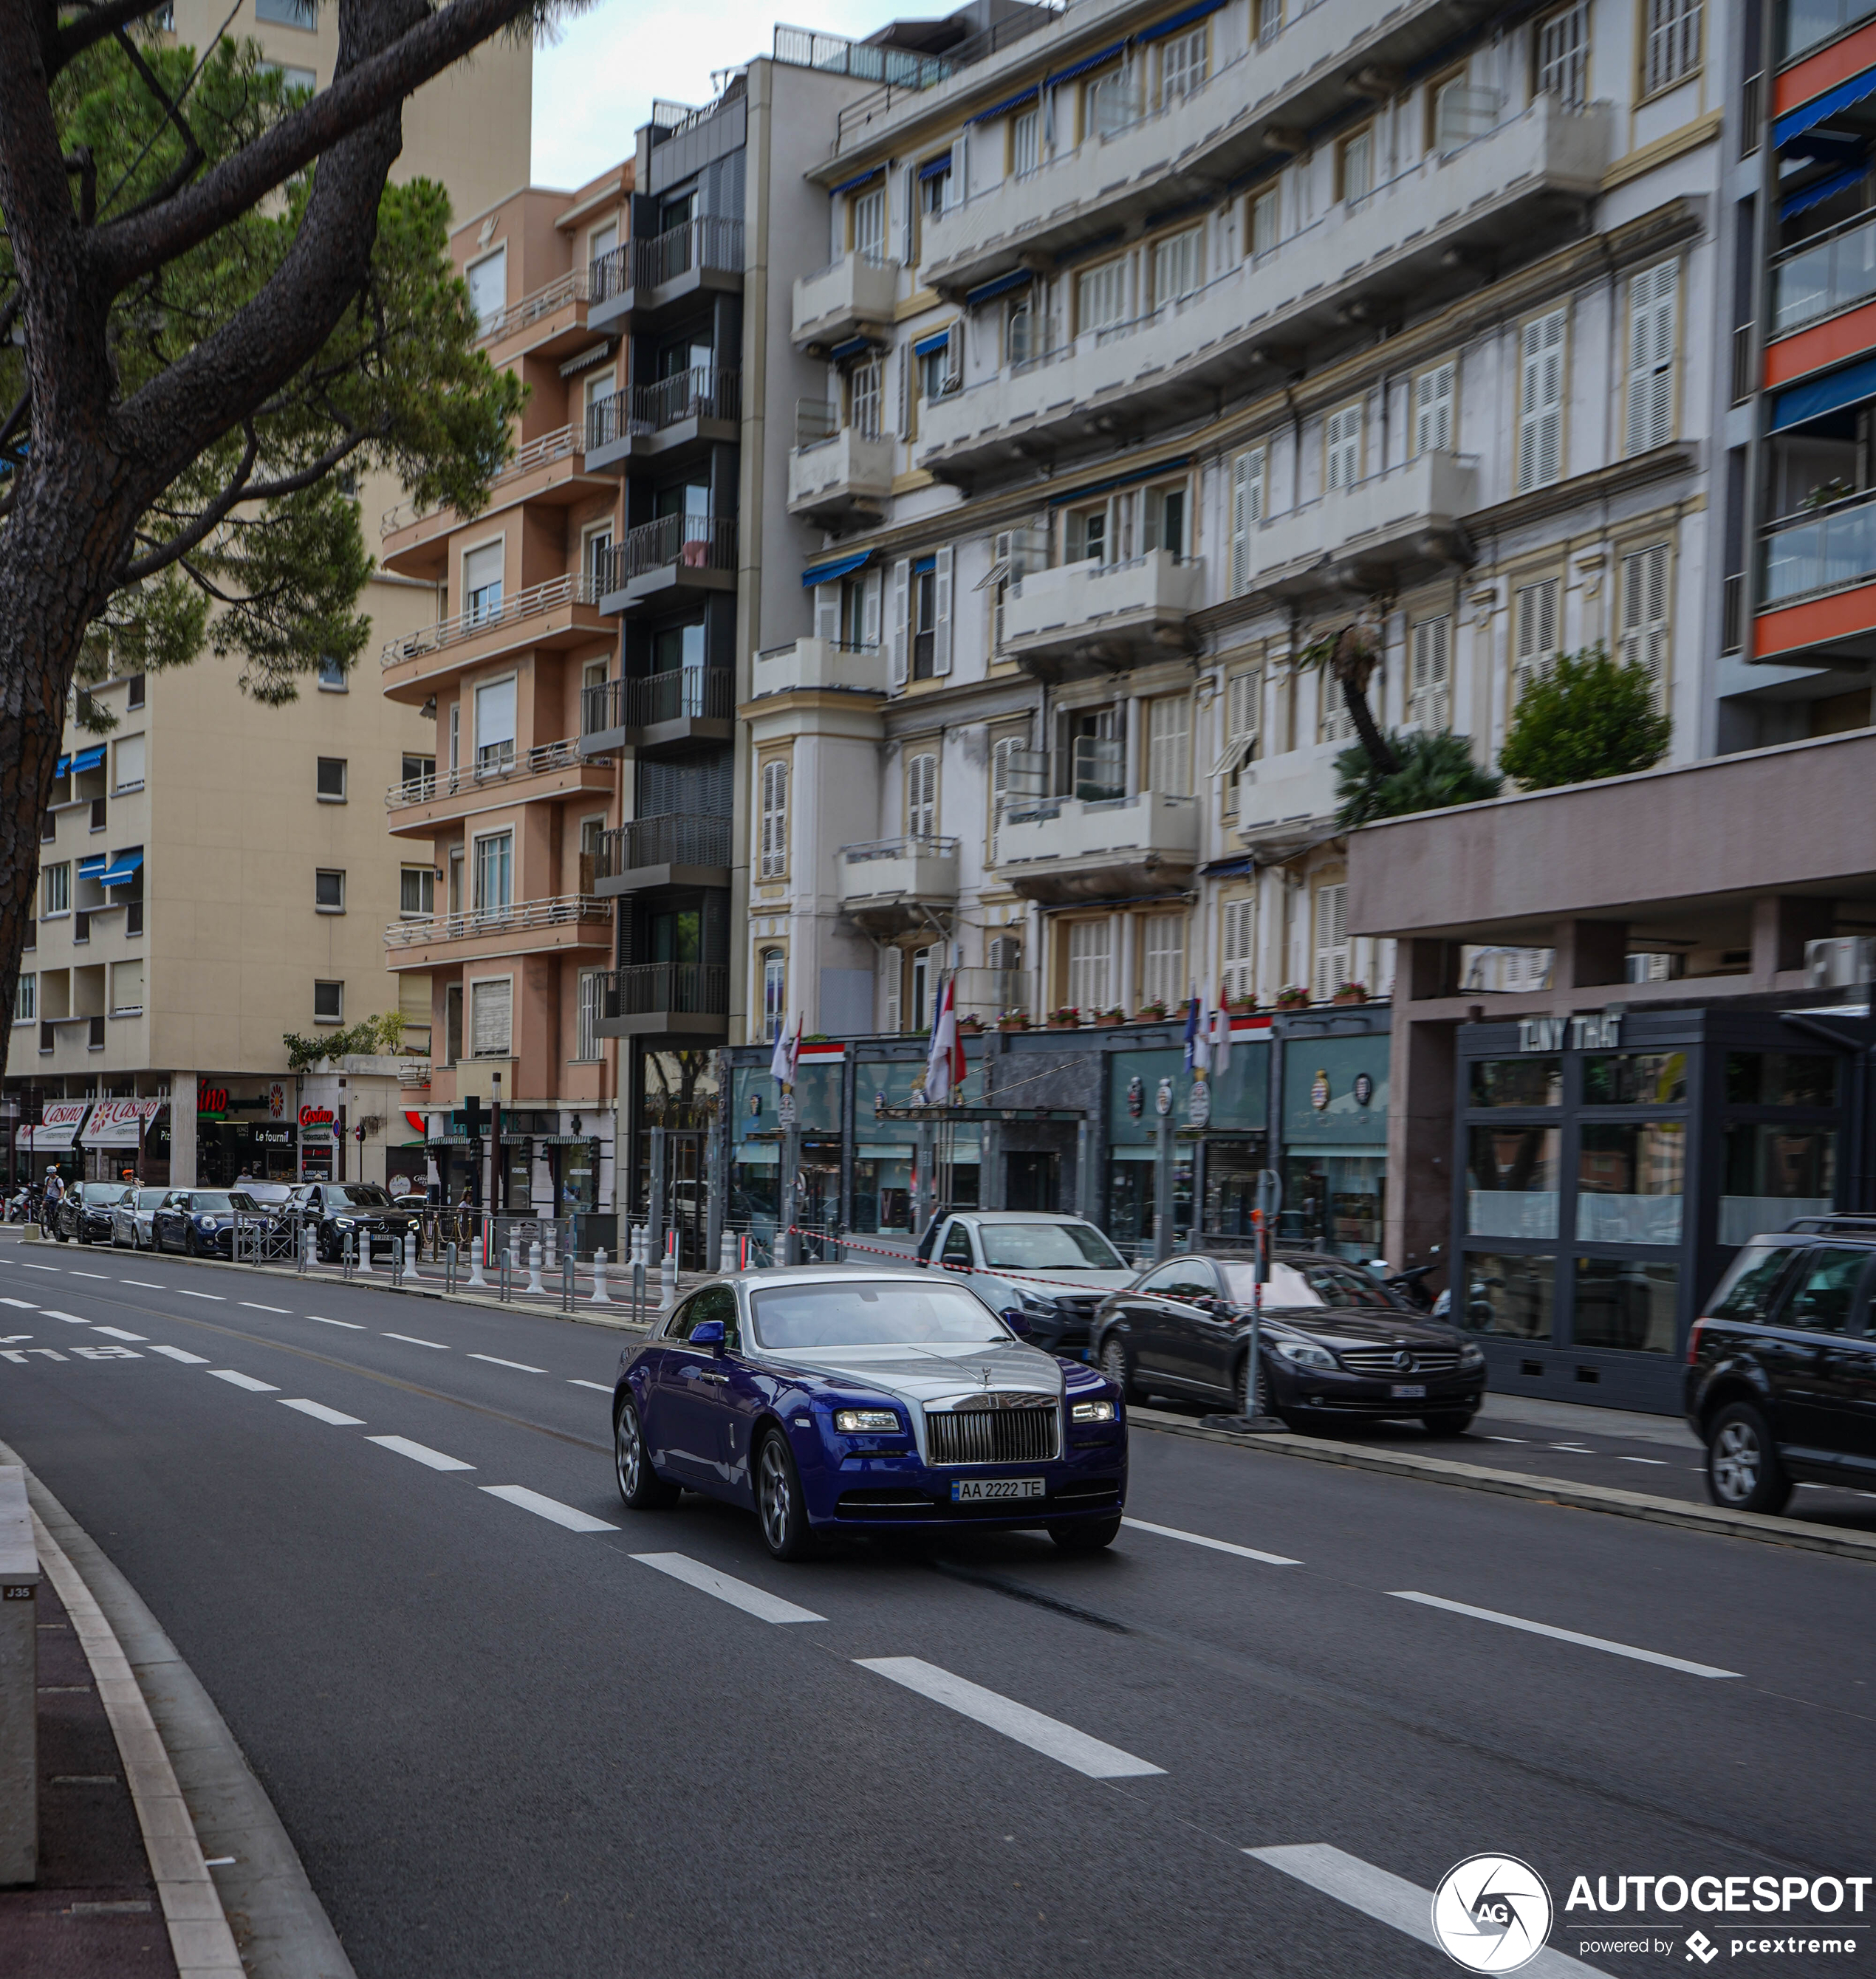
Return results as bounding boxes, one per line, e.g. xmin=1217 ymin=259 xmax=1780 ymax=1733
xmin=1335 ymin=730 xmax=1502 ymax=829
xmin=1499 ymin=645 xmax=1671 ymax=790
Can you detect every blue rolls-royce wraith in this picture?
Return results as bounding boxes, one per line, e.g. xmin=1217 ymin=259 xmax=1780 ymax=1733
xmin=612 ymin=1266 xmax=1127 ymax=1560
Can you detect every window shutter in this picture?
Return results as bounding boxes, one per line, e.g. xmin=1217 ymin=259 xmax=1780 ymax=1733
xmin=1326 ymin=404 xmax=1362 ymax=490
xmin=949 ymin=126 xmax=968 ymax=210
xmin=1414 ymin=362 xmax=1454 ymax=456
xmin=862 ymin=569 xmax=883 ymax=649
xmin=1222 ymin=896 xmax=1256 ymax=1002
xmin=1409 ymin=617 xmax=1451 ymax=731
xmin=943 ymin=322 xmax=962 ymax=393
xmin=902 ymin=164 xmax=915 ymax=264
xmin=814 ymin=583 xmax=840 ymax=644
xmin=889 ymin=559 xmax=911 ymax=689
xmin=1226 ymin=668 xmax=1259 ymax=762
xmin=760 ymin=759 xmax=789 ymax=877
xmin=1620 ymin=543 xmax=1671 ymax=700
xmin=1624 ymin=261 xmax=1677 ymax=456
xmin=1513 ymin=579 xmax=1560 ymax=704
xmin=1311 ymin=884 xmax=1349 ymax=1002
xmin=908 ymin=753 xmax=937 ymax=838
xmin=1518 ymin=309 xmax=1565 ymax=491
xmin=470 ymin=978 xmax=512 ymax=1057
xmin=932 ymin=546 xmax=954 ymax=674
xmin=1230 ymin=447 xmax=1264 ymax=594
xmin=897 ymin=351 xmax=914 ymax=440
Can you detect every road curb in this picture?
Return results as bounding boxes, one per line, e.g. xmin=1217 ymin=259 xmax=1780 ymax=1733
xmin=1 ymin=1439 xmax=358 ymax=1979
xmin=1128 ymin=1409 xmax=1876 ymax=1564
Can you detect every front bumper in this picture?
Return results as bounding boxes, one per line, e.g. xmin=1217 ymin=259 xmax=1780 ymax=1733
xmin=1273 ymin=1365 xmax=1486 ymax=1419
xmin=802 ymin=1438 xmax=1126 ymax=1533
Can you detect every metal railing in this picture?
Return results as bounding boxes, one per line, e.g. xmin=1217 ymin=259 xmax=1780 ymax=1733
xmin=608 ymin=514 xmax=737 ymax=585
xmin=1772 ymin=209 xmax=1876 ymax=339
xmin=1761 ymin=487 xmax=1876 ymax=607
xmin=821 ymin=4 xmax=1065 ymax=148
xmin=380 ymin=574 xmax=602 ymax=668
xmin=383 ymin=894 xmax=609 ymax=950
xmin=841 ymin=834 xmax=959 ymax=865
xmin=584 ymin=368 xmax=742 ymax=450
xmin=582 ymin=668 xmax=734 ymax=736
xmin=479 ymin=270 xmax=591 ymax=345
xmin=593 ymin=217 xmax=745 ymax=303
xmin=601 ymin=962 xmax=730 ymax=1020
xmin=380 ymin=425 xmax=583 ymax=538
xmin=385 ymin=737 xmax=601 ymax=809
xmin=598 ymin=814 xmax=733 ymax=878
xmin=1783 ymin=0 xmax=1876 ymax=62
xmin=796 ymin=398 xmax=840 ymax=447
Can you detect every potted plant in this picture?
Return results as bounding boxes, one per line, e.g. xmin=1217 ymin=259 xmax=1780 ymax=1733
xmin=1231 ymin=994 xmax=1260 ymax=1015
xmin=956 ymin=1012 xmax=985 ymax=1036
xmin=997 ymin=1009 xmax=1030 ymax=1032
xmin=1275 ymin=984 xmax=1309 ymax=1010
xmin=1136 ymin=997 xmax=1168 ymax=1023
xmin=1332 ymin=981 xmax=1369 ymax=1006
xmin=1094 ymin=1006 xmax=1126 ymax=1027
xmin=1047 ymin=1005 xmax=1081 ymax=1030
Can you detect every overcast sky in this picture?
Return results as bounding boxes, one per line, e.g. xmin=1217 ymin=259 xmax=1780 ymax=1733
xmin=532 ymin=0 xmax=911 ymax=190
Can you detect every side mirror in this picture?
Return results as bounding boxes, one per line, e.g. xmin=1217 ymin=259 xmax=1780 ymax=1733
xmin=1002 ymin=1307 xmax=1030 ymax=1337
xmin=691 ymin=1319 xmax=727 ymax=1353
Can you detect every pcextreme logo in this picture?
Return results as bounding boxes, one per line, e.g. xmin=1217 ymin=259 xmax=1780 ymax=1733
xmin=1432 ymin=1855 xmax=1555 ymax=1972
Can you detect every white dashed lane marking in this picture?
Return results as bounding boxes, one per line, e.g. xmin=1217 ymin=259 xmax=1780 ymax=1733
xmin=177 ymin=1291 xmax=224 ymax=1302
xmin=69 ymin=1272 xmax=108 ymax=1280
xmin=568 ymin=1379 xmax=612 ymax=1393
xmin=239 ymin=1302 xmax=289 ymax=1314
xmin=480 ymin=1485 xmax=617 ymax=1532
xmin=149 ymin=1346 xmax=209 ymax=1365
xmin=1389 ymin=1591 xmax=1742 ymax=1678
xmin=308 ymin=1317 xmax=365 ymax=1330
xmin=205 ymin=1370 xmax=278 ymax=1393
xmin=1120 ymin=1517 xmax=1300 ymax=1566
xmin=41 ymin=1312 xmax=89 ymax=1324
xmin=120 ymin=1280 xmax=162 ymax=1289
xmin=0 ymin=1298 xmax=36 ymax=1310
xmin=366 ymin=1435 xmax=473 ymax=1472
xmin=631 ymin=1553 xmax=824 ymax=1625
xmin=382 ymin=1333 xmax=448 ymax=1351
xmin=18 ymin=1263 xmax=59 ymax=1272
xmin=278 ymin=1399 xmax=364 ymax=1427
xmin=469 ymin=1354 xmax=547 ymax=1373
xmin=91 ymin=1327 xmax=147 ymax=1343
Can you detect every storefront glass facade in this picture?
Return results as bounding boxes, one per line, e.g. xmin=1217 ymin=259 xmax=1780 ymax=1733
xmin=1279 ymin=1032 xmax=1389 ymax=1259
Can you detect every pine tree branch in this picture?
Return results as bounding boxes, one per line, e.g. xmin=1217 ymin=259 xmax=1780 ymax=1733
xmin=117 ymin=419 xmax=258 ymax=579
xmin=47 ymin=0 xmax=174 ymax=75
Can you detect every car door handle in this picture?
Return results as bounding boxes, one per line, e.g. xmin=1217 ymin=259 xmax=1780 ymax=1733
xmin=696 ymin=1371 xmax=729 ymax=1385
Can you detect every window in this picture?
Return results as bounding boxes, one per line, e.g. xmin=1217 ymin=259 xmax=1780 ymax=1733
xmin=1151 ymin=227 xmax=1203 ymax=310
xmin=852 ymin=183 xmax=886 ymax=263
xmin=1409 ymin=617 xmax=1451 ymax=730
xmin=256 ymin=0 xmax=316 ymax=23
xmin=1643 ymin=0 xmax=1702 ymax=94
xmin=1146 ymin=695 xmax=1191 ymax=795
xmin=1077 ymin=257 xmax=1129 ymax=337
xmin=1414 ymin=361 xmax=1455 ymax=455
xmin=1311 ymin=881 xmax=1349 ymax=1002
xmin=588 ymin=219 xmax=617 ymax=270
xmin=1325 ymin=402 xmax=1362 ymax=492
xmin=1160 ymin=25 xmax=1208 ymax=103
xmin=1222 ymin=896 xmax=1256 ymax=1003
xmin=1619 ymin=543 xmax=1671 ymax=701
xmin=760 ymin=758 xmax=789 ymax=878
xmin=582 ymin=523 xmax=612 ymax=586
xmin=315 ymin=756 xmax=347 ymax=802
xmin=315 ymin=868 xmax=346 ymax=913
xmin=1145 ymin=482 xmax=1187 ymax=558
xmin=473 ymin=674 xmax=516 ymax=772
xmin=114 ymin=733 xmax=146 ymax=792
xmin=1256 ymin=0 xmax=1281 ymax=44
xmin=313 ymin=981 xmax=344 ymax=1024
xmin=850 ymin=356 xmax=883 ymax=440
xmin=1089 ymin=64 xmax=1137 ymax=138
xmin=1517 ymin=307 xmax=1565 ymax=492
xmin=400 ymin=865 xmax=435 ymax=919
xmin=576 ymin=970 xmax=603 ymax=1062
xmin=1230 ymin=447 xmax=1266 ymax=594
xmin=43 ymin=863 xmax=69 ymax=917
xmin=1066 ymin=504 xmax=1109 ymax=566
xmin=917 ymin=332 xmax=959 ymax=402
xmin=906 ymin=751 xmax=937 ymax=840
xmin=111 ymin=960 xmax=143 ymax=1015
xmin=13 ymin=973 xmax=35 ymax=1023
xmin=1010 ymin=106 xmax=1040 ymax=177
xmin=470 ymin=978 xmax=513 ymax=1057
xmin=1139 ymin=912 xmax=1186 ymax=1009
xmin=920 ymin=157 xmax=951 ymax=213
xmin=466 ymin=246 xmax=507 ymax=332
xmin=1337 ymin=127 xmax=1374 ymax=204
xmin=1432 ymin=74 xmax=1499 ymax=151
xmin=473 ymin=831 xmax=513 ymax=913
xmin=1536 ymin=1 xmax=1589 ymax=109
xmin=462 ymin=541 xmax=504 ymax=623
xmin=1007 ymin=294 xmax=1036 ymax=366
xmin=1248 ymin=186 xmax=1279 ymax=258
xmin=1513 ymin=577 xmax=1560 ymax=704
xmin=1625 ymin=261 xmax=1677 ymax=456
xmin=762 ymin=950 xmax=787 ymax=1041
xmin=1223 ymin=666 xmax=1261 ymax=776
xmin=316 ymin=655 xmax=346 ymax=692
xmin=1067 ymin=919 xmax=1112 ymax=1014
xmin=126 ymin=673 xmax=145 ymax=710
xmin=262 ymin=63 xmax=316 ymax=92
xmin=445 ymin=984 xmax=462 ymax=1064
xmin=1321 ymin=665 xmax=1354 ymax=745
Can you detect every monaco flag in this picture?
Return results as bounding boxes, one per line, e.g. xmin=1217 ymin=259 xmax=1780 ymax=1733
xmin=925 ymin=977 xmax=966 ymax=1104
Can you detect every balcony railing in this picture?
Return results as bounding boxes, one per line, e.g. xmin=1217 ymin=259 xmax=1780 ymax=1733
xmin=607 ymin=514 xmax=737 ymax=586
xmin=385 ymin=737 xmax=602 ymax=809
xmin=1783 ymin=0 xmax=1876 ymax=62
xmin=582 ymin=668 xmax=734 ymax=737
xmin=592 ymin=219 xmax=744 ymax=301
xmin=479 ymin=270 xmax=590 ymax=345
xmin=843 ymin=833 xmax=960 ymax=866
xmin=383 ymin=894 xmax=609 ymax=950
xmin=380 ymin=573 xmax=601 ymax=668
xmin=1761 ymin=488 xmax=1876 ymax=607
xmin=380 ymin=425 xmax=583 ymax=538
xmin=601 ymin=961 xmax=730 ymax=1020
xmin=1772 ymin=210 xmax=1876 ymax=339
xmin=597 ymin=814 xmax=733 ymax=878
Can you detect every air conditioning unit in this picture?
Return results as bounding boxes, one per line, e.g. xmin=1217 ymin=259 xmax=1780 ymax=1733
xmin=1804 ymin=936 xmax=1876 ymax=988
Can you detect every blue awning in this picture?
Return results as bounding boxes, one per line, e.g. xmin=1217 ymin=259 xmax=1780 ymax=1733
xmin=1773 ymin=353 xmax=1876 ymax=431
xmin=1775 ymin=66 xmax=1876 ymax=149
xmin=1783 ymin=161 xmax=1868 ymax=219
xmin=1201 ymin=855 xmax=1253 ymax=877
xmin=967 ymin=82 xmax=1038 ymax=125
xmin=912 ymin=555 xmax=937 ymax=576
xmin=828 ymin=335 xmax=877 ymax=362
xmin=802 ymin=551 xmax=871 ymax=590
xmin=77 ymin=855 xmax=107 ymax=877
xmin=1047 ymin=41 xmax=1123 ymax=86
xmin=965 ymin=268 xmax=1033 ymax=308
xmin=1137 ymin=0 xmax=1226 ymax=43
xmin=54 ymin=755 xmax=69 ymax=779
xmin=829 ymin=163 xmax=885 ymax=196
xmin=70 ymin=745 xmax=105 ymax=774
xmin=1046 ymin=454 xmax=1194 ymax=507
xmin=911 ymin=328 xmax=954 ymax=357
xmin=917 ymin=151 xmax=952 ymax=180
xmin=100 ymin=850 xmax=143 ymax=887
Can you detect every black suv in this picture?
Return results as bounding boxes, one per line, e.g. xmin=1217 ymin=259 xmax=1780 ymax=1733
xmin=293 ymin=1181 xmax=420 ymax=1263
xmin=1686 ymin=1216 xmax=1876 ymax=1513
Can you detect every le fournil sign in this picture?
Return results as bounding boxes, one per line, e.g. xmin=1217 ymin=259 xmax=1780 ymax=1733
xmin=1518 ymin=1013 xmax=1623 ymax=1054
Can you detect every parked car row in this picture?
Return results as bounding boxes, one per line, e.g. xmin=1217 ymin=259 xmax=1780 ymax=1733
xmin=47 ymin=1179 xmax=420 ymax=1261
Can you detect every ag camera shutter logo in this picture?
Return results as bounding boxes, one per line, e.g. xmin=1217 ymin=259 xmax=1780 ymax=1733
xmin=1431 ymin=1855 xmax=1554 ymax=1972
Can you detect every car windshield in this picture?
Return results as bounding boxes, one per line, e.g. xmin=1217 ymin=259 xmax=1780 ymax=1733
xmin=81 ymin=1184 xmax=126 ymax=1202
xmin=191 ymin=1193 xmax=236 ymax=1214
xmin=1222 ymin=1261 xmax=1400 ymax=1310
xmin=336 ymin=1184 xmax=392 ymax=1206
xmin=750 ymin=1280 xmax=1009 ymax=1350
xmin=242 ymin=1184 xmax=294 ymax=1203
xmin=976 ymin=1222 xmax=1126 ymax=1272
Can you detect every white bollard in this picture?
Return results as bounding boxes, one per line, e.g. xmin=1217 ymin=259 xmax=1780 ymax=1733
xmin=303 ymin=1227 xmax=317 ymax=1272
xmin=404 ymin=1232 xmax=417 ymax=1280
xmin=467 ymin=1234 xmax=487 ymax=1289
xmin=720 ymin=1229 xmax=739 ymax=1274
xmin=527 ymin=1239 xmax=547 ymax=1297
xmin=631 ymin=1224 xmax=646 ymax=1270
xmin=659 ymin=1233 xmax=678 ymax=1312
xmin=591 ymin=1247 xmax=612 ymax=1306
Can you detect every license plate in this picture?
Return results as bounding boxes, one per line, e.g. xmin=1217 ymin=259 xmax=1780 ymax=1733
xmin=1391 ymin=1383 xmax=1426 ymax=1399
xmin=951 ymin=1478 xmax=1045 ymax=1503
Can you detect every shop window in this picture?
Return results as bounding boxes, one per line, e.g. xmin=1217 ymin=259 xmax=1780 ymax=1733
xmin=1280 ymin=1153 xmax=1383 ymax=1258
xmin=1470 ymin=1057 xmax=1563 ymax=1107
xmin=1575 ymin=1120 xmax=1685 ymax=1244
xmin=1581 ymin=1052 xmax=1687 ymax=1105
xmin=313 ymin=981 xmax=343 ymax=1024
xmin=1724 ymin=1052 xmax=1838 ymax=1107
xmin=1572 ymin=1258 xmax=1679 ymax=1352
xmin=1452 ymin=1252 xmax=1556 ymax=1339
xmin=1721 ymin=1124 xmax=1836 ymax=1245
xmin=1466 ymin=1125 xmax=1561 ymax=1238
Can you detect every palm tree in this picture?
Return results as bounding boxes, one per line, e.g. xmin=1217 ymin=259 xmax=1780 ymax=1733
xmin=1298 ymin=612 xmax=1398 ymax=778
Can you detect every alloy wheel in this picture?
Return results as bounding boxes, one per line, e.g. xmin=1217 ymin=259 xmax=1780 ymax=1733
xmin=1100 ymin=1339 xmax=1128 ymax=1390
xmin=1711 ymin=1420 xmax=1759 ymax=1503
xmin=759 ymin=1438 xmax=791 ymax=1553
xmin=615 ymin=1406 xmax=641 ymax=1500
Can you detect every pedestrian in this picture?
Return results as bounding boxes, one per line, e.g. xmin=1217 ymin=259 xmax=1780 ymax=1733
xmin=236 ymin=1164 xmax=254 ymax=1187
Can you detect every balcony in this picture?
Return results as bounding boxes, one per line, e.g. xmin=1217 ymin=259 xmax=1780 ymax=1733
xmin=838 ymin=834 xmax=960 ymax=939
xmin=585 ymin=368 xmax=741 ymax=476
xmin=1765 ymin=211 xmax=1876 ymax=388
xmin=586 ymin=218 xmax=744 ymax=340
xmin=580 ymin=668 xmax=735 ymax=755
xmin=1243 ymin=452 xmax=1480 ymax=606
xmin=479 ymin=269 xmax=595 ymax=362
xmin=593 ymin=961 xmax=730 ymax=1039
xmin=1755 ymin=488 xmax=1876 ymax=662
xmin=1236 ymin=748 xmax=1341 ymax=845
xmin=1002 ymin=551 xmax=1204 ymax=682
xmin=383 ymin=738 xmax=616 ymax=837
xmin=380 ymin=574 xmax=610 ymax=701
xmin=787 ymin=414 xmax=895 ymax=527
xmin=991 ymin=790 xmax=1199 ymax=904
xmin=599 ymin=515 xmax=736 ymax=609
xmin=919 ymin=97 xmax=1611 ymax=490
xmin=380 ymin=894 xmax=612 ymax=970
xmin=747 ymin=637 xmax=889 ymax=700
xmin=594 ymin=813 xmax=733 ymax=894
xmin=792 ymin=251 xmax=898 ymax=353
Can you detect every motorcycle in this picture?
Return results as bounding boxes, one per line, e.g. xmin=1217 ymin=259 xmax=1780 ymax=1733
xmin=1367 ymin=1258 xmax=1439 ymax=1312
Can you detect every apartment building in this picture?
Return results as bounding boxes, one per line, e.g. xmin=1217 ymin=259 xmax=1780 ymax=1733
xmin=7 ymin=1 xmax=530 ymax=1189
xmin=378 ymin=165 xmax=634 ymax=1226
xmin=745 ymin=0 xmax=1734 ymax=1249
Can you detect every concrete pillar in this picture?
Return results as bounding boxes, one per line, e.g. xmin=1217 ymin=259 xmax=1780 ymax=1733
xmin=1553 ymin=919 xmax=1628 ymax=989
xmin=1750 ymin=894 xmax=1834 ymax=980
xmin=168 ymin=1073 xmax=196 ymax=1187
xmin=1383 ymin=940 xmax=1461 ymax=1285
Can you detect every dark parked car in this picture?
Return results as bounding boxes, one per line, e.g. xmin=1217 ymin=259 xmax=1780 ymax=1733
xmin=292 ymin=1181 xmax=420 ymax=1263
xmin=53 ymin=1181 xmax=131 ymax=1245
xmin=152 ymin=1189 xmax=253 ymax=1258
xmin=1686 ymin=1216 xmax=1876 ymax=1513
xmin=1092 ymin=1250 xmax=1487 ymax=1435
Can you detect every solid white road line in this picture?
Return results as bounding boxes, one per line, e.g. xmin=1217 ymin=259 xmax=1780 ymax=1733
xmin=239 ymin=1302 xmax=289 ymax=1314
xmin=149 ymin=1346 xmax=210 ymax=1365
xmin=41 ymin=1311 xmax=89 ymax=1324
xmin=480 ymin=1485 xmax=618 ymax=1532
xmin=278 ymin=1399 xmax=364 ymax=1427
xmin=308 ymin=1316 xmax=365 ymax=1330
xmin=857 ymin=1658 xmax=1165 ymax=1779
xmin=178 ymin=1291 xmax=225 ymax=1302
xmin=1246 ymin=1844 xmax=1608 ymax=1976
xmin=92 ymin=1326 xmax=148 ymax=1342
xmin=206 ymin=1370 xmax=279 ymax=1393
xmin=1120 ymin=1517 xmax=1301 ymax=1566
xmin=1389 ymin=1591 xmax=1742 ymax=1678
xmin=0 ymin=1297 xmax=36 ymax=1309
xmin=631 ymin=1552 xmax=824 ymax=1625
xmin=568 ymin=1379 xmax=612 ymax=1393
xmin=469 ymin=1354 xmax=547 ymax=1373
xmin=382 ymin=1332 xmax=448 ymax=1350
xmin=366 ymin=1435 xmax=473 ymax=1472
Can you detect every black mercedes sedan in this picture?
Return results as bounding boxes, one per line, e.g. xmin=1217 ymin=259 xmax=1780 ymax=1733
xmin=52 ymin=1181 xmax=131 ymax=1245
xmin=1091 ymin=1250 xmax=1487 ymax=1436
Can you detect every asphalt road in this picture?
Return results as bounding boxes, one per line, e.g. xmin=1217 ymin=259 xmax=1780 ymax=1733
xmin=2 ymin=1239 xmax=1874 ymax=1979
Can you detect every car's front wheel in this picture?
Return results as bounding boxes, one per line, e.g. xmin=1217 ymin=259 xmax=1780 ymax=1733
xmin=615 ymin=1396 xmax=679 ymax=1511
xmin=756 ymin=1428 xmax=815 ymax=1561
xmin=1706 ymin=1401 xmax=1791 ymax=1516
xmin=1098 ymin=1333 xmax=1137 ymax=1404
xmin=1422 ymin=1409 xmax=1477 ymax=1438
xmin=183 ymin=1226 xmax=197 ymax=1258
xmin=1050 ymin=1515 xmax=1122 ymax=1552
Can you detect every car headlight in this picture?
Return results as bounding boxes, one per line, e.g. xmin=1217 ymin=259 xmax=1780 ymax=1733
xmin=1459 ymin=1342 xmax=1485 ymax=1367
xmin=1016 ymin=1289 xmax=1059 ymax=1316
xmin=334 ymin=1215 xmax=355 ymax=1227
xmin=1275 ymin=1340 xmax=1338 ymax=1369
xmin=833 ymin=1408 xmax=900 ymax=1433
xmin=1070 ymin=1399 xmax=1116 ymax=1423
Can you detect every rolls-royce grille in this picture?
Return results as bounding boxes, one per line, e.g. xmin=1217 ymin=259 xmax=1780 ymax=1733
xmin=926 ymin=1404 xmax=1058 ymax=1466
xmin=1339 ymin=1346 xmax=1462 ymax=1375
